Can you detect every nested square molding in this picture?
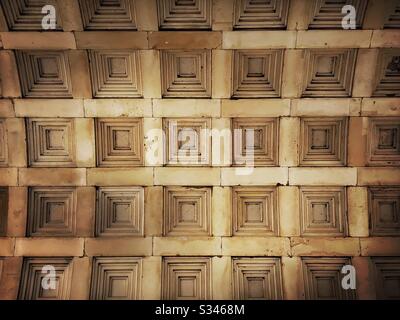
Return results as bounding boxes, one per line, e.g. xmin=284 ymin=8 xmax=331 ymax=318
xmin=300 ymin=186 xmax=347 ymax=237
xmin=372 ymin=257 xmax=400 ymax=300
xmin=232 ymin=187 xmax=278 ymax=236
xmin=299 ymin=117 xmax=348 ymax=166
xmin=79 ymin=0 xmax=137 ymax=30
xmin=232 ymin=117 xmax=278 ymax=166
xmin=89 ymin=50 xmax=142 ymax=98
xmin=164 ymin=118 xmax=211 ymax=166
xmin=233 ymin=0 xmax=289 ymax=29
xmin=27 ymin=187 xmax=77 ymax=237
xmin=95 ymin=118 xmax=143 ymax=167
xmin=163 ymin=186 xmax=212 ymax=236
xmin=232 ymin=50 xmax=283 ymax=98
xmin=373 ymin=49 xmax=400 ymax=97
xmin=162 ymin=257 xmax=212 ymax=300
xmin=161 ymin=50 xmax=211 ymax=98
xmin=157 ymin=0 xmax=212 ymax=30
xmin=19 ymin=257 xmax=73 ymax=300
xmin=367 ymin=117 xmax=400 ymax=166
xmin=232 ymin=257 xmax=283 ymax=300
xmin=369 ymin=187 xmax=400 ymax=237
xmin=302 ymin=257 xmax=356 ymax=300
xmin=90 ymin=257 xmax=142 ymax=300
xmin=96 ymin=187 xmax=144 ymax=237
xmin=302 ymin=49 xmax=357 ymax=97
xmin=27 ymin=118 xmax=76 ymax=167
xmin=16 ymin=50 xmax=73 ymax=98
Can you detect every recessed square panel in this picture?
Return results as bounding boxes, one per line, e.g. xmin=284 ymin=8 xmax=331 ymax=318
xmin=233 ymin=0 xmax=289 ymax=29
xmin=0 ymin=120 xmax=8 ymax=167
xmin=300 ymin=187 xmax=347 ymax=237
xmin=89 ymin=50 xmax=142 ymax=98
xmin=16 ymin=51 xmax=72 ymax=98
xmin=27 ymin=118 xmax=75 ymax=167
xmin=367 ymin=117 xmax=400 ymax=166
xmin=90 ymin=257 xmax=142 ymax=300
xmin=164 ymin=187 xmax=211 ymax=236
xmin=28 ymin=187 xmax=76 ymax=236
xmin=369 ymin=187 xmax=400 ymax=236
xmin=96 ymin=187 xmax=144 ymax=236
xmin=384 ymin=4 xmax=400 ymax=28
xmin=162 ymin=257 xmax=212 ymax=300
xmin=302 ymin=49 xmax=357 ymax=97
xmin=96 ymin=118 xmax=143 ymax=167
xmin=300 ymin=117 xmax=347 ymax=166
xmin=232 ymin=118 xmax=278 ymax=166
xmin=302 ymin=257 xmax=355 ymax=300
xmin=19 ymin=258 xmax=72 ymax=300
xmin=232 ymin=257 xmax=283 ymax=300
xmin=372 ymin=257 xmax=400 ymax=300
xmin=373 ymin=49 xmax=400 ymax=97
xmin=164 ymin=118 xmax=211 ymax=166
xmin=232 ymin=50 xmax=283 ymax=98
xmin=232 ymin=187 xmax=278 ymax=236
xmin=0 ymin=188 xmax=8 ymax=237
xmin=79 ymin=0 xmax=137 ymax=30
xmin=307 ymin=0 xmax=368 ymax=29
xmin=157 ymin=0 xmax=212 ymax=30
xmin=0 ymin=0 xmax=62 ymax=30
xmin=161 ymin=50 xmax=211 ymax=98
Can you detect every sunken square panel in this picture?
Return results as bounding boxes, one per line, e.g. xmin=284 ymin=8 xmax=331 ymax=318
xmin=232 ymin=187 xmax=278 ymax=236
xmin=96 ymin=118 xmax=143 ymax=167
xmin=96 ymin=187 xmax=144 ymax=236
xmin=90 ymin=257 xmax=142 ymax=300
xmin=369 ymin=187 xmax=400 ymax=237
xmin=162 ymin=257 xmax=212 ymax=300
xmin=0 ymin=119 xmax=8 ymax=167
xmin=307 ymin=0 xmax=368 ymax=29
xmin=232 ymin=50 xmax=283 ymax=98
xmin=373 ymin=49 xmax=400 ymax=97
xmin=232 ymin=257 xmax=283 ymax=300
xmin=27 ymin=118 xmax=76 ymax=167
xmin=0 ymin=0 xmax=62 ymax=31
xmin=18 ymin=258 xmax=72 ymax=300
xmin=233 ymin=0 xmax=289 ymax=29
xmin=299 ymin=117 xmax=347 ymax=166
xmin=16 ymin=50 xmax=73 ymax=98
xmin=300 ymin=187 xmax=347 ymax=237
xmin=79 ymin=0 xmax=137 ymax=30
xmin=302 ymin=257 xmax=355 ymax=300
xmin=232 ymin=118 xmax=278 ymax=166
xmin=157 ymin=0 xmax=212 ymax=30
xmin=367 ymin=117 xmax=400 ymax=166
xmin=164 ymin=118 xmax=211 ymax=166
xmin=164 ymin=187 xmax=211 ymax=236
xmin=27 ymin=187 xmax=77 ymax=236
xmin=302 ymin=49 xmax=357 ymax=97
xmin=161 ymin=50 xmax=211 ymax=98
xmin=372 ymin=257 xmax=400 ymax=300
xmin=0 ymin=188 xmax=8 ymax=237
xmin=384 ymin=4 xmax=400 ymax=28
xmin=89 ymin=50 xmax=142 ymax=98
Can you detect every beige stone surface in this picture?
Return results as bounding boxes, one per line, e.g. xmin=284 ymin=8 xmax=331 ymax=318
xmin=222 ymin=237 xmax=291 ymax=256
xmin=75 ymin=32 xmax=148 ymax=49
xmin=222 ymin=31 xmax=296 ymax=49
xmin=212 ymin=257 xmax=232 ymax=299
xmin=212 ymin=50 xmax=232 ymax=98
xmin=75 ymin=118 xmax=95 ymax=167
xmin=149 ymin=32 xmax=222 ymax=49
xmin=221 ymin=99 xmax=290 ymax=117
xmin=282 ymin=257 xmax=302 ymax=299
xmin=142 ymin=257 xmax=162 ymax=299
xmin=154 ymin=168 xmax=221 ymax=186
xmin=144 ymin=117 xmax=163 ymax=166
xmin=279 ymin=187 xmax=300 ymax=237
xmin=84 ymin=99 xmax=152 ymax=117
xmin=352 ymin=49 xmax=379 ymax=98
xmin=212 ymin=0 xmax=234 ymax=31
xmin=0 ymin=50 xmax=21 ymax=97
xmin=85 ymin=238 xmax=152 ymax=256
xmin=135 ymin=0 xmax=158 ymax=31
xmin=0 ymin=238 xmax=14 ymax=256
xmin=361 ymin=98 xmax=400 ymax=116
xmin=289 ymin=168 xmax=357 ymax=186
xmin=371 ymin=30 xmax=400 ymax=48
xmin=14 ymin=99 xmax=84 ymax=117
xmin=361 ymin=238 xmax=400 ymax=256
xmin=297 ymin=30 xmax=372 ymax=48
xmin=221 ymin=167 xmax=289 ymax=186
xmin=0 ymin=257 xmax=22 ymax=299
xmin=87 ymin=168 xmax=153 ymax=186
xmin=0 ymin=168 xmax=18 ymax=186
xmin=281 ymin=50 xmax=304 ymax=98
xmin=69 ymin=50 xmax=92 ymax=99
xmin=358 ymin=168 xmax=400 ymax=185
xmin=279 ymin=117 xmax=299 ymax=167
xmin=348 ymin=187 xmax=369 ymax=237
xmin=70 ymin=257 xmax=91 ymax=300
xmin=76 ymin=187 xmax=95 ymax=237
xmin=352 ymin=256 xmax=377 ymax=300
xmin=153 ymin=237 xmax=222 ymax=256
xmin=153 ymin=99 xmax=220 ymax=117
xmin=6 ymin=187 xmax=27 ymax=237
xmin=291 ymin=238 xmax=361 ymax=256
xmin=348 ymin=117 xmax=368 ymax=167
xmin=15 ymin=238 xmax=84 ymax=256
xmin=1 ymin=32 xmax=76 ymax=49
xmin=144 ymin=186 xmax=163 ymax=236
xmin=19 ymin=168 xmax=86 ymax=186
xmin=211 ymin=118 xmax=231 ymax=166
xmin=5 ymin=118 xmax=27 ymax=167
xmin=291 ymin=99 xmax=361 ymax=116
xmin=0 ymin=99 xmax=14 ymax=117
xmin=212 ymin=187 xmax=231 ymax=236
